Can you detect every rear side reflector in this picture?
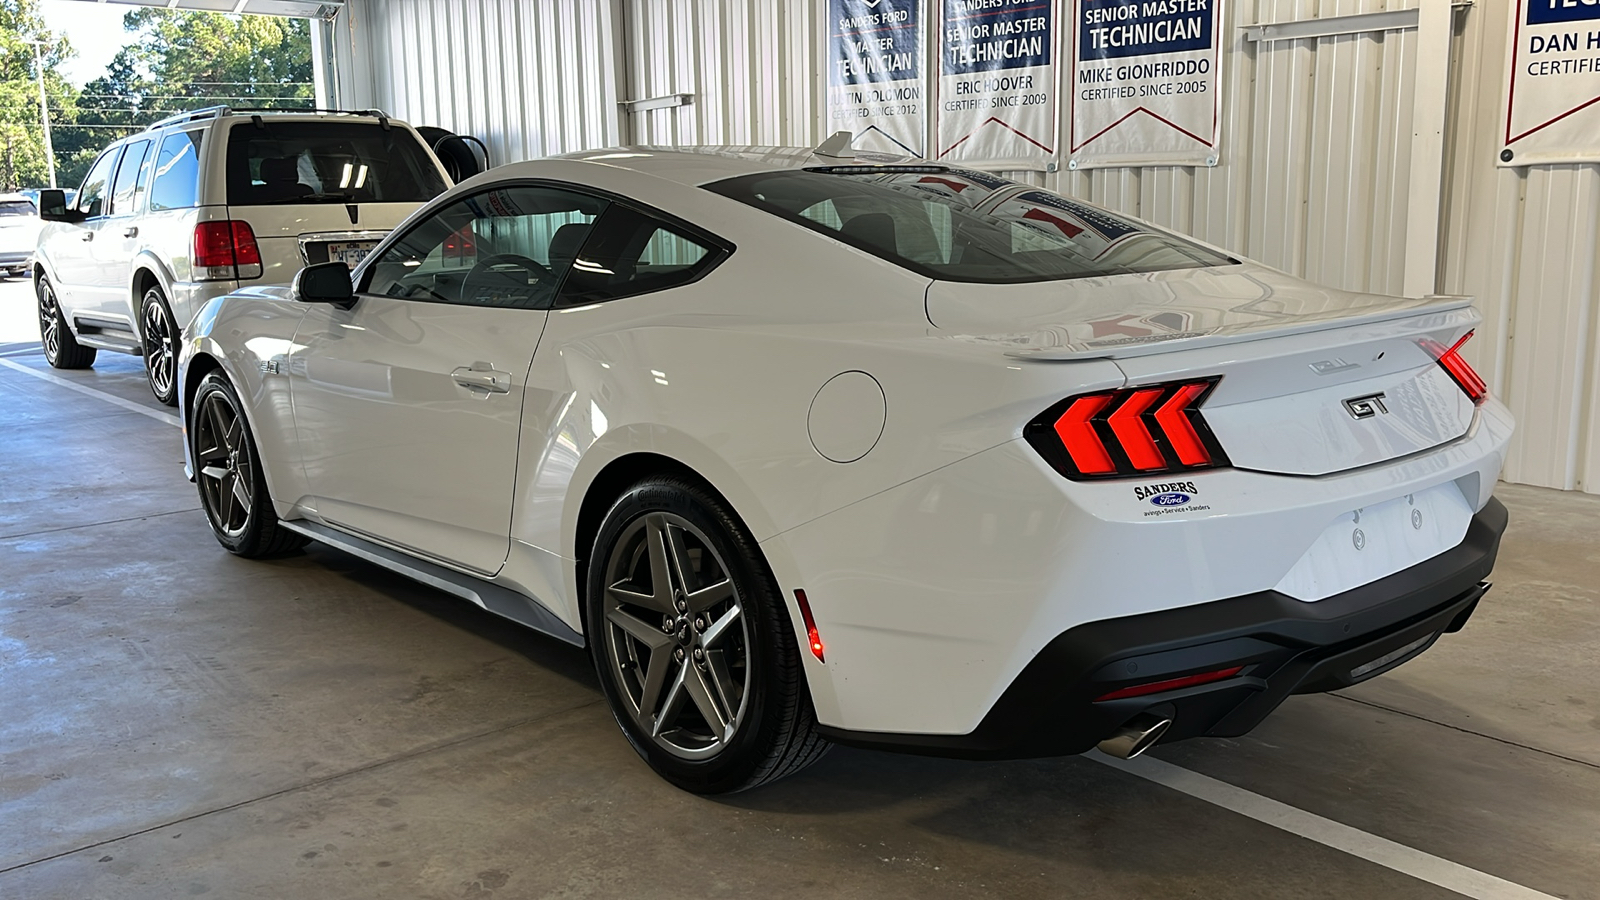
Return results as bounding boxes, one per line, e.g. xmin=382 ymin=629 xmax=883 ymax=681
xmin=1423 ymin=330 xmax=1488 ymax=405
xmin=1026 ymin=378 xmax=1229 ymax=480
xmin=1095 ymin=665 xmax=1245 ymax=701
xmin=793 ymin=589 xmax=825 ymax=663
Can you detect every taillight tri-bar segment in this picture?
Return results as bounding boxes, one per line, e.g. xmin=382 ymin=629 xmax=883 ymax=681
xmin=1422 ymin=329 xmax=1488 ymax=405
xmin=1025 ymin=378 xmax=1229 ymax=480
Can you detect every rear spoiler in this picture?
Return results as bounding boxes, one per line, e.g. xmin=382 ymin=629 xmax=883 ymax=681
xmin=997 ymin=295 xmax=1477 ymax=362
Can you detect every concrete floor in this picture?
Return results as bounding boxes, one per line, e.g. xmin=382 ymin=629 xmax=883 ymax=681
xmin=1 ymin=276 xmax=1597 ymax=899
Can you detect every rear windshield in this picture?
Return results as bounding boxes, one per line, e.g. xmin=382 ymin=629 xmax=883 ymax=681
xmin=705 ymin=167 xmax=1233 ymax=283
xmin=0 ymin=200 xmax=36 ymax=217
xmin=226 ymin=121 xmax=448 ymax=206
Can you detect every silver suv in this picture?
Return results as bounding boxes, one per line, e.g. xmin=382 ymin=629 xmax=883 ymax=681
xmin=33 ymin=107 xmax=452 ymax=404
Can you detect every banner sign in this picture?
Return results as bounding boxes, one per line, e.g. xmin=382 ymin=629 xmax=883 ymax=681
xmin=935 ymin=0 xmax=1059 ymax=167
xmin=1068 ymin=0 xmax=1223 ymax=169
xmin=827 ymin=0 xmax=926 ymax=157
xmin=1500 ymin=0 xmax=1600 ymax=165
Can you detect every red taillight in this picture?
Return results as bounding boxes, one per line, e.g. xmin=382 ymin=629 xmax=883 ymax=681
xmin=192 ymin=221 xmax=237 ymax=268
xmin=230 ymin=221 xmax=261 ymax=266
xmin=1027 ymin=378 xmax=1228 ymax=480
xmin=192 ymin=220 xmax=262 ymax=278
xmin=1095 ymin=666 xmax=1244 ymax=701
xmin=1106 ymin=387 xmax=1166 ymax=470
xmin=793 ymin=589 xmax=825 ymax=663
xmin=1424 ymin=330 xmax=1488 ymax=404
xmin=443 ymin=224 xmax=476 ymax=264
xmin=1053 ymin=394 xmax=1117 ymax=475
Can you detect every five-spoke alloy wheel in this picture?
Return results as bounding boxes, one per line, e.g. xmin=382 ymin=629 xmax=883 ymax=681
xmin=602 ymin=510 xmax=751 ymax=760
xmin=191 ymin=372 xmax=307 ymax=558
xmin=587 ymin=476 xmax=829 ymax=793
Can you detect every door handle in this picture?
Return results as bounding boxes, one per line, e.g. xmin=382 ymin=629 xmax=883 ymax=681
xmin=81 ymin=232 xmax=94 ymax=242
xmin=451 ymin=367 xmax=511 ymax=394
xmin=123 ymin=227 xmax=138 ymax=238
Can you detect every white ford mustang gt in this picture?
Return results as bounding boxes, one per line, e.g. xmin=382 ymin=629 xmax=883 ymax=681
xmin=179 ymin=145 xmax=1512 ymax=793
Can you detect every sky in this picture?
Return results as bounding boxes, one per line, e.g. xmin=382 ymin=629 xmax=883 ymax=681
xmin=39 ymin=0 xmax=141 ymax=86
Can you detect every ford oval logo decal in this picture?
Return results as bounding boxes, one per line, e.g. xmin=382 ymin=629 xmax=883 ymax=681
xmin=1150 ymin=492 xmax=1191 ymax=507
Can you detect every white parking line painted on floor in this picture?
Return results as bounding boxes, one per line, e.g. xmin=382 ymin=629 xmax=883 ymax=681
xmin=0 ymin=358 xmax=181 ymax=428
xmin=1095 ymin=752 xmax=1559 ymax=900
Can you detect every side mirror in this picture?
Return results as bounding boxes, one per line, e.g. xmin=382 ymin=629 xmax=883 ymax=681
xmin=37 ymin=189 xmax=82 ymax=223
xmin=293 ymin=262 xmax=356 ymax=306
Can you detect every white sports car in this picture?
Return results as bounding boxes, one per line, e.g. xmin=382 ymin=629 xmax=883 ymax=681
xmin=178 ymin=144 xmax=1512 ymax=793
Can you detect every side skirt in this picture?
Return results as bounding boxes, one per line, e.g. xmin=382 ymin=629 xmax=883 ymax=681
xmin=278 ymin=519 xmax=585 ymax=647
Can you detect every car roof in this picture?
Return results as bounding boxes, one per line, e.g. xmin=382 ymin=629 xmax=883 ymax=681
xmin=549 ymin=145 xmax=920 ymax=188
xmin=0 ymin=192 xmax=35 ymax=202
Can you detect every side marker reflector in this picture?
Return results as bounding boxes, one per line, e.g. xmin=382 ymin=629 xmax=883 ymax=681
xmin=794 ymin=589 xmax=825 ymax=663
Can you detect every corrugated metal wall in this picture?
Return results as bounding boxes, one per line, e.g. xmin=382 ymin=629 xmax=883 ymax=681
xmin=1025 ymin=0 xmax=1423 ymax=302
xmin=337 ymin=0 xmax=1600 ymax=494
xmin=1438 ymin=0 xmax=1600 ymax=492
xmin=339 ymin=0 xmax=623 ymax=165
xmin=623 ymin=0 xmax=822 ymax=146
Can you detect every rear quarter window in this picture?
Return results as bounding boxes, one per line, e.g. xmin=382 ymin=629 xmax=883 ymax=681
xmin=150 ymin=131 xmax=204 ymax=211
xmin=226 ymin=121 xmax=448 ymax=206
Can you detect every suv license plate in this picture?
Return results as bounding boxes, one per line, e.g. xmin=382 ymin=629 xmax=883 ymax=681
xmin=327 ymin=241 xmax=377 ymax=268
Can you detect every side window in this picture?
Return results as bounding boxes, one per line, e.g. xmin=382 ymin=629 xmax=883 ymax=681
xmin=109 ymin=140 xmax=152 ymax=217
xmin=362 ymin=185 xmax=609 ymax=310
xmin=150 ymin=131 xmax=204 ymax=212
xmin=556 ymin=205 xmax=725 ymax=307
xmin=76 ymin=148 xmax=122 ymax=218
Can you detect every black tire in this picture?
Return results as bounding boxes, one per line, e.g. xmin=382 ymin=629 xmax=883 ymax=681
xmin=140 ymin=285 xmax=179 ymax=406
xmin=190 ymin=371 xmax=307 ymax=559
xmin=586 ymin=475 xmax=830 ymax=794
xmin=36 ymin=274 xmax=96 ymax=369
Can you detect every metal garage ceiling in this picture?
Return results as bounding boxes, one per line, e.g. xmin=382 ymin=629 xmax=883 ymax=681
xmin=56 ymin=0 xmax=340 ymax=19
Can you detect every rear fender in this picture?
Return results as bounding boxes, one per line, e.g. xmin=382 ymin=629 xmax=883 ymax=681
xmin=179 ymin=292 xmax=309 ymax=512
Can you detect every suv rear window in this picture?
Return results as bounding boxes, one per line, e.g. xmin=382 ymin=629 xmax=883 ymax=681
xmin=226 ymin=121 xmax=448 ymax=206
xmin=705 ymin=168 xmax=1233 ymax=284
xmin=0 ymin=200 xmax=35 ymax=217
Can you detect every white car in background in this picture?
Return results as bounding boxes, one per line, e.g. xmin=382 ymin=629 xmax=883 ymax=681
xmin=0 ymin=193 xmax=42 ymax=278
xmin=32 ymin=107 xmax=451 ymax=405
xmin=177 ymin=145 xmax=1513 ymax=793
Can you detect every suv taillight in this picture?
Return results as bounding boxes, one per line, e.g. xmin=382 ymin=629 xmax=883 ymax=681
xmin=193 ymin=221 xmax=263 ymax=281
xmin=1025 ymin=378 xmax=1229 ymax=480
xmin=1422 ymin=330 xmax=1488 ymax=405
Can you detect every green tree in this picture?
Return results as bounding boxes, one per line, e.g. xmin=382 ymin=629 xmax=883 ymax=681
xmin=0 ymin=0 xmax=74 ymax=190
xmin=51 ymin=9 xmax=314 ymax=189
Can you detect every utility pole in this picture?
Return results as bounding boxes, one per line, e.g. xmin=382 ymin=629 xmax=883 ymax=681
xmin=30 ymin=40 xmax=57 ymax=189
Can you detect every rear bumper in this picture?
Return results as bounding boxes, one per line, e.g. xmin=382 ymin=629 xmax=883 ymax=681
xmin=816 ymin=496 xmax=1505 ymax=759
xmin=0 ymin=250 xmax=32 ymax=267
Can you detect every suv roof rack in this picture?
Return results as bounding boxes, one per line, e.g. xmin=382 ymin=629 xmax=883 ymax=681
xmin=144 ymin=106 xmax=393 ymax=132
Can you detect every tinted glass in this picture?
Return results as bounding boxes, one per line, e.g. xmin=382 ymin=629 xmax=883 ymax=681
xmin=362 ymin=185 xmax=608 ymax=310
xmin=706 ymin=168 xmax=1233 ymax=284
xmin=77 ymin=148 xmax=121 ymax=218
xmin=109 ymin=140 xmax=152 ymax=216
xmin=226 ymin=121 xmax=448 ymax=206
xmin=557 ymin=205 xmax=722 ymax=307
xmin=150 ymin=130 xmax=203 ymax=211
xmin=0 ymin=200 xmax=35 ymax=217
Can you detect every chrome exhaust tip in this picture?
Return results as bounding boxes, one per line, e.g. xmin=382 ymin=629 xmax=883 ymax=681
xmin=1096 ymin=713 xmax=1173 ymax=760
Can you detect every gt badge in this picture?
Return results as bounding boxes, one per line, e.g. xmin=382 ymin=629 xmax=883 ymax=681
xmin=1343 ymin=392 xmax=1388 ymax=419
